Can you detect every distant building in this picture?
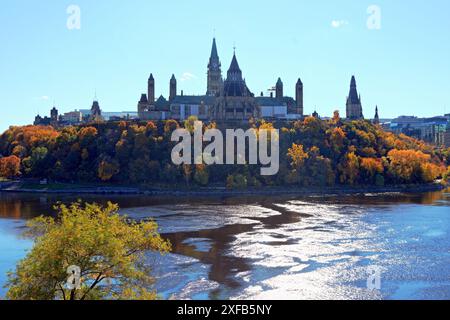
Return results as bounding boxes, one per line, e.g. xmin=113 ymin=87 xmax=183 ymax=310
xmin=346 ymin=76 xmax=364 ymax=120
xmin=444 ymin=123 xmax=450 ymax=147
xmin=390 ymin=115 xmax=449 ymax=146
xmin=60 ymin=111 xmax=83 ymax=124
xmin=102 ymin=111 xmax=138 ymax=121
xmin=34 ymin=107 xmax=59 ymax=126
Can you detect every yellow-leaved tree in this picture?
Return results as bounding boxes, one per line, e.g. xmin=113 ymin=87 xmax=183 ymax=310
xmin=6 ymin=202 xmax=171 ymax=300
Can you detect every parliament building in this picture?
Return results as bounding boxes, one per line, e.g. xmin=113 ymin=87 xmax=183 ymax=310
xmin=137 ymin=38 xmax=365 ymax=122
xmin=137 ymin=38 xmax=305 ymax=122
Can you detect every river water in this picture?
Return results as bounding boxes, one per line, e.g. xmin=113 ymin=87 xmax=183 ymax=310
xmin=0 ymin=189 xmax=450 ymax=300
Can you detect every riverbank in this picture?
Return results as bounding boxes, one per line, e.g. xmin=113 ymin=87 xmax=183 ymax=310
xmin=0 ymin=180 xmax=446 ymax=197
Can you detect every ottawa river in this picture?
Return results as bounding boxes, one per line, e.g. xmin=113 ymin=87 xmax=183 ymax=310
xmin=0 ymin=189 xmax=450 ymax=300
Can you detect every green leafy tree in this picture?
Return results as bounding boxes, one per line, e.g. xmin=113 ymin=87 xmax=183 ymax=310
xmin=6 ymin=202 xmax=171 ymax=300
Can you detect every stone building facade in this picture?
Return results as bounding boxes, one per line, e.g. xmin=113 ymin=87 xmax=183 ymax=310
xmin=137 ymin=38 xmax=304 ymax=122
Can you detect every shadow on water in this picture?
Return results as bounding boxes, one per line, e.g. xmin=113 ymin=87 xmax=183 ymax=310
xmin=2 ymin=188 xmax=448 ymax=220
xmin=161 ymin=200 xmax=314 ymax=298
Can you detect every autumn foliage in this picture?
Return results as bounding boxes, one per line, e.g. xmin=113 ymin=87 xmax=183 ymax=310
xmin=6 ymin=202 xmax=171 ymax=300
xmin=0 ymin=155 xmax=21 ymax=179
xmin=0 ymin=118 xmax=448 ymax=187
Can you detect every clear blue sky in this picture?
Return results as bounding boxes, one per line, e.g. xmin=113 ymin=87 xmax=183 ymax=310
xmin=1 ymin=0 xmax=449 ymax=131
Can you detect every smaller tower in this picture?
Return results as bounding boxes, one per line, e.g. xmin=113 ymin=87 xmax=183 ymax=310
xmin=373 ymin=105 xmax=380 ymax=124
xmin=90 ymin=100 xmax=102 ymax=122
xmin=170 ymin=74 xmax=177 ymax=101
xmin=312 ymin=110 xmax=319 ymax=118
xmin=148 ymin=74 xmax=155 ymax=104
xmin=138 ymin=94 xmax=148 ymax=112
xmin=276 ymin=78 xmax=283 ymax=99
xmin=346 ymin=75 xmax=364 ymax=120
xmin=34 ymin=115 xmax=43 ymax=126
xmin=207 ymin=38 xmax=223 ymax=96
xmin=296 ymin=78 xmax=304 ymax=116
xmin=50 ymin=107 xmax=58 ymax=122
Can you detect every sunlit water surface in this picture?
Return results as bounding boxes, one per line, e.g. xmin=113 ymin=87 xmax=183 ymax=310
xmin=0 ymin=189 xmax=449 ymax=300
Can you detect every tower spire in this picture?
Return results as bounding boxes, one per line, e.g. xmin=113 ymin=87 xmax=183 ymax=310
xmin=346 ymin=75 xmax=363 ymax=119
xmin=296 ymin=78 xmax=304 ymax=117
xmin=276 ymin=78 xmax=283 ymax=99
xmin=207 ymin=37 xmax=223 ymax=96
xmin=148 ymin=73 xmax=155 ymax=103
xmin=210 ymin=38 xmax=219 ymax=60
xmin=373 ymin=105 xmax=380 ymax=124
xmin=170 ymin=74 xmax=177 ymax=101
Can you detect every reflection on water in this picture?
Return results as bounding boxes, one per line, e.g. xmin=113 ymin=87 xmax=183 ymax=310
xmin=0 ymin=189 xmax=449 ymax=299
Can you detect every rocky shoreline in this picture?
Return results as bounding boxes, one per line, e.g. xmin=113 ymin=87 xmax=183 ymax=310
xmin=0 ymin=180 xmax=446 ymax=197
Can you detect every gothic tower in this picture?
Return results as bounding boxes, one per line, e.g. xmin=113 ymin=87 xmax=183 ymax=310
xmin=276 ymin=78 xmax=283 ymax=99
xmin=210 ymin=51 xmax=259 ymax=121
xmin=148 ymin=73 xmax=155 ymax=104
xmin=207 ymin=38 xmax=223 ymax=96
xmin=223 ymin=52 xmax=251 ymax=96
xmin=50 ymin=106 xmax=58 ymax=122
xmin=90 ymin=100 xmax=102 ymax=122
xmin=296 ymin=78 xmax=304 ymax=116
xmin=373 ymin=105 xmax=380 ymax=124
xmin=346 ymin=75 xmax=364 ymax=119
xmin=170 ymin=74 xmax=177 ymax=101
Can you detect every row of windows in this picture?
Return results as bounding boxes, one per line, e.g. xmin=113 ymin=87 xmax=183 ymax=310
xmin=171 ymin=105 xmax=209 ymax=115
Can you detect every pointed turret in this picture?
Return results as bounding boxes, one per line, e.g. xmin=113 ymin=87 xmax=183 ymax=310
xmin=148 ymin=73 xmax=155 ymax=104
xmin=210 ymin=38 xmax=219 ymax=60
xmin=139 ymin=94 xmax=148 ymax=103
xmin=373 ymin=105 xmax=380 ymax=124
xmin=50 ymin=106 xmax=58 ymax=122
xmin=223 ymin=51 xmax=251 ymax=97
xmin=296 ymin=78 xmax=304 ymax=116
xmin=350 ymin=75 xmax=356 ymax=88
xmin=346 ymin=75 xmax=363 ymax=119
xmin=169 ymin=74 xmax=177 ymax=101
xmin=228 ymin=52 xmax=241 ymax=74
xmin=348 ymin=76 xmax=359 ymax=104
xmin=90 ymin=100 xmax=102 ymax=122
xmin=226 ymin=52 xmax=243 ymax=83
xmin=207 ymin=38 xmax=223 ymax=96
xmin=276 ymin=78 xmax=283 ymax=99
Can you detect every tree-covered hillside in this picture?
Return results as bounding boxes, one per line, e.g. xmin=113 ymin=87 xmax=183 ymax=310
xmin=1 ymin=115 xmax=449 ymax=188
